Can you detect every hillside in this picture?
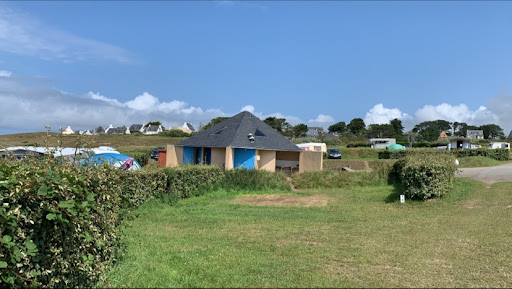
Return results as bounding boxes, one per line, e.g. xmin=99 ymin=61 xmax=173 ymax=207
xmin=0 ymin=132 xmax=186 ymax=148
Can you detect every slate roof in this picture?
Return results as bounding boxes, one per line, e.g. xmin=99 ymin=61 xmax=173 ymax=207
xmin=130 ymin=124 xmax=143 ymax=131
xmin=107 ymin=126 xmax=127 ymax=134
xmin=508 ymin=130 xmax=512 ymax=139
xmin=145 ymin=125 xmax=161 ymax=132
xmin=176 ymin=111 xmax=301 ymax=151
xmin=183 ymin=122 xmax=196 ymax=132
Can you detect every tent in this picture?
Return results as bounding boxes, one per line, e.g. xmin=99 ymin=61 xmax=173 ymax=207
xmin=82 ymin=153 xmax=141 ymax=170
xmin=386 ymin=144 xmax=405 ymax=151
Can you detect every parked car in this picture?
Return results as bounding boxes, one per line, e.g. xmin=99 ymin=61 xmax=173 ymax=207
xmin=327 ymin=148 xmax=341 ymax=159
xmin=150 ymin=147 xmax=165 ymax=160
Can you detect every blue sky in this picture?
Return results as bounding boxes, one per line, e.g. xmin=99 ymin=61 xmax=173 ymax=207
xmin=1 ymin=1 xmax=512 ymax=135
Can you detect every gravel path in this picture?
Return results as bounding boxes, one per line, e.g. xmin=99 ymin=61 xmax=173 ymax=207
xmin=456 ymin=162 xmax=512 ymax=184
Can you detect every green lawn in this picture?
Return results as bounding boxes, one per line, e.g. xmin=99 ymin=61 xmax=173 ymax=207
xmin=101 ymin=179 xmax=512 ymax=288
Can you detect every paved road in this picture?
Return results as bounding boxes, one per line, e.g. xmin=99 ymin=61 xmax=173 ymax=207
xmin=456 ymin=162 xmax=512 ymax=184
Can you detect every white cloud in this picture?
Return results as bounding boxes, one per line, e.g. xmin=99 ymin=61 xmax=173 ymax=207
xmin=414 ymin=103 xmax=500 ymax=127
xmin=240 ymin=105 xmax=255 ymax=113
xmin=0 ymin=70 xmax=12 ymax=77
xmin=0 ymin=6 xmax=134 ymax=63
xmin=308 ymin=114 xmax=334 ymax=123
xmin=364 ymin=104 xmax=410 ymax=125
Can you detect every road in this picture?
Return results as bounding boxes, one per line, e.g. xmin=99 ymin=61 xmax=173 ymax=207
xmin=456 ymin=162 xmax=512 ymax=184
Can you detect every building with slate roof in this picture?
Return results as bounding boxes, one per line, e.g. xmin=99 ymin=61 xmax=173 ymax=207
xmin=467 ymin=129 xmax=484 ymax=139
xmin=164 ymin=111 xmax=323 ymax=172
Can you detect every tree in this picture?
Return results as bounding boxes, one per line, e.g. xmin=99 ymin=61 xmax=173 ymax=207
xmin=347 ymin=118 xmax=366 ymax=136
xmin=328 ymin=121 xmax=346 ymax=134
xmin=480 ymin=124 xmax=504 ymax=139
xmin=390 ymin=118 xmax=404 ymax=137
xmin=412 ymin=119 xmax=452 ymax=141
xmin=293 ymin=124 xmax=308 ymax=138
xmin=145 ymin=121 xmax=161 ymax=127
xmin=200 ymin=117 xmax=229 ymax=131
xmin=366 ymin=124 xmax=395 ymax=138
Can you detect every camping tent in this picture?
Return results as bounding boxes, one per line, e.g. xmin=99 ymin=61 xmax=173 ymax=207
xmin=82 ymin=153 xmax=141 ymax=170
xmin=386 ymin=144 xmax=405 ymax=151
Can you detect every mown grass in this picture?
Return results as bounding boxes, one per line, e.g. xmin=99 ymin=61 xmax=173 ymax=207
xmin=100 ymin=179 xmax=512 ymax=288
xmin=456 ymin=156 xmax=510 ymax=168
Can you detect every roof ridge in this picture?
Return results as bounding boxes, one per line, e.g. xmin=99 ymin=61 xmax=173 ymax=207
xmin=229 ymin=111 xmax=248 ymax=147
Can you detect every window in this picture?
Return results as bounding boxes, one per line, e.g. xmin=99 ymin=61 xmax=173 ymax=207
xmin=254 ymin=129 xmax=266 ymax=137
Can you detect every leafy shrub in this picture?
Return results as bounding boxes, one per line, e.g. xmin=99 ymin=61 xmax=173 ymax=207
xmin=412 ymin=142 xmax=430 ymax=148
xmin=379 ymin=148 xmax=509 ymax=161
xmin=346 ymin=142 xmax=371 ymax=148
xmin=0 ymin=159 xmax=123 ymax=287
xmin=392 ymin=153 xmax=456 ymax=200
xmin=222 ymin=169 xmax=290 ymax=191
xmin=163 ymin=165 xmax=224 ymax=199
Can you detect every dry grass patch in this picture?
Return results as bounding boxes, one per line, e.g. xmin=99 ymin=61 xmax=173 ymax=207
xmin=464 ymin=199 xmax=483 ymax=209
xmin=232 ymin=194 xmax=329 ymax=207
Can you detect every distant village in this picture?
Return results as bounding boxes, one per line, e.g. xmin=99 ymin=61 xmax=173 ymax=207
xmin=60 ymin=122 xmax=196 ymax=136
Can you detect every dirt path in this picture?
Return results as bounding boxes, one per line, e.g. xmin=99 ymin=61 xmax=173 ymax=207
xmin=456 ymin=162 xmax=512 ymax=184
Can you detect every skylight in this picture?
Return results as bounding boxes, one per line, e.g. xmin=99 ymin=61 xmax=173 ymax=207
xmin=255 ymin=129 xmax=266 ymax=137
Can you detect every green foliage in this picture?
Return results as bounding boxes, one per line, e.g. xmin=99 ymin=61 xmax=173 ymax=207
xmin=163 ymin=165 xmax=224 ymax=199
xmin=159 ymin=129 xmax=191 ymax=138
xmin=328 ymin=121 xmax=346 ymax=134
xmin=292 ymin=164 xmax=392 ymax=189
xmin=379 ymin=148 xmax=509 ymax=161
xmin=221 ymin=169 xmax=290 ymax=191
xmin=200 ymin=117 xmax=230 ymax=131
xmin=346 ymin=142 xmax=371 ymax=148
xmin=347 ymin=118 xmax=366 ymax=136
xmin=293 ymin=124 xmax=308 ymax=138
xmin=391 ymin=153 xmax=456 ymax=200
xmin=0 ymin=158 xmax=225 ymax=287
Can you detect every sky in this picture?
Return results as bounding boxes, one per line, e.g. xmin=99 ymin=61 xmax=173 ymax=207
xmin=1 ymin=1 xmax=512 ymax=136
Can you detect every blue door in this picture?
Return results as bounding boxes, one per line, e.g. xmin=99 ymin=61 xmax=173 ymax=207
xmin=183 ymin=147 xmax=202 ymax=165
xmin=204 ymin=148 xmax=211 ymax=165
xmin=234 ymin=148 xmax=255 ymax=169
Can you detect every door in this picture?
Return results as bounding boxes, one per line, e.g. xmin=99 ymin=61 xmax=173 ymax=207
xmin=234 ymin=148 xmax=256 ymax=169
xmin=203 ymin=148 xmax=211 ymax=165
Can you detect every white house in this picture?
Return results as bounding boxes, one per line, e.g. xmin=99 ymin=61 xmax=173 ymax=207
xmin=62 ymin=126 xmax=74 ymax=135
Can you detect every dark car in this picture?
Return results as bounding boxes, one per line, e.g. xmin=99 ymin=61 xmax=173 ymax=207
xmin=327 ymin=148 xmax=341 ymax=159
xmin=150 ymin=147 xmax=165 ymax=160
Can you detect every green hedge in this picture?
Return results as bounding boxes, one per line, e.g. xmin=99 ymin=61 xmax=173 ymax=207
xmin=391 ymin=153 xmax=456 ymax=200
xmin=221 ymin=169 xmax=290 ymax=191
xmin=0 ymin=160 xmax=224 ymax=287
xmin=379 ymin=148 xmax=509 ymax=161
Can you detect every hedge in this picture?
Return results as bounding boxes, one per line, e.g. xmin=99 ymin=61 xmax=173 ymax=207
xmin=379 ymin=148 xmax=509 ymax=161
xmin=391 ymin=153 xmax=456 ymax=200
xmin=0 ymin=160 xmax=224 ymax=288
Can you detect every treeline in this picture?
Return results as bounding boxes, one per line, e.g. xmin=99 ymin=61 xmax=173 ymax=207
xmin=200 ymin=116 xmax=507 ymax=142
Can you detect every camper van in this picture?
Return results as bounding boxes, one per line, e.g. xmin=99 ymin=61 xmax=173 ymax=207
xmin=296 ymin=143 xmax=327 ymax=153
xmin=488 ymin=142 xmax=510 ymax=150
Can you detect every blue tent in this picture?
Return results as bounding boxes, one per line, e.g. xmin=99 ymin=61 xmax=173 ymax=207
xmin=82 ymin=153 xmax=141 ymax=170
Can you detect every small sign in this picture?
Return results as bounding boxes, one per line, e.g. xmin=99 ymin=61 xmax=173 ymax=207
xmin=400 ymin=195 xmax=405 ymax=203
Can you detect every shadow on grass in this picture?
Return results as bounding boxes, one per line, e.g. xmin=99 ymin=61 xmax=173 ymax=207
xmin=385 ymin=179 xmax=403 ymax=203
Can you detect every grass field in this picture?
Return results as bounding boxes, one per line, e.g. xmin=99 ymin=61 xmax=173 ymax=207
xmin=100 ymin=179 xmax=512 ymax=288
xmin=0 ymin=132 xmax=185 ymax=148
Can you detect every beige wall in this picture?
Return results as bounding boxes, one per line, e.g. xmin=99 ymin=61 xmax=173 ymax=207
xmin=276 ymin=151 xmax=300 ymax=161
xmin=299 ymin=151 xmax=323 ymax=172
xmin=225 ymin=147 xmax=234 ymax=170
xmin=165 ymin=145 xmax=178 ymax=167
xmin=257 ymin=150 xmax=276 ymax=172
xmin=211 ymin=147 xmax=226 ymax=168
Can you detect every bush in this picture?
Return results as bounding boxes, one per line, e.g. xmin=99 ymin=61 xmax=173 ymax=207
xmin=391 ymin=153 xmax=456 ymax=200
xmin=163 ymin=165 xmax=224 ymax=199
xmin=346 ymin=142 xmax=371 ymax=148
xmin=221 ymin=169 xmax=290 ymax=191
xmin=0 ymin=159 xmax=123 ymax=287
xmin=379 ymin=148 xmax=510 ymax=161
